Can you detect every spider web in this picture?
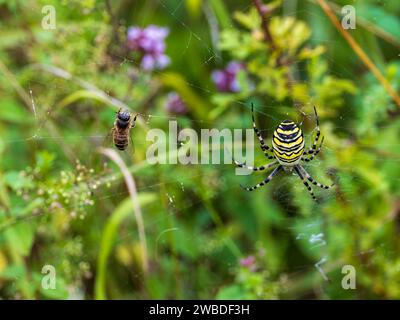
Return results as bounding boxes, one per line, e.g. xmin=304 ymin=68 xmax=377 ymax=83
xmin=0 ymin=0 xmax=398 ymax=300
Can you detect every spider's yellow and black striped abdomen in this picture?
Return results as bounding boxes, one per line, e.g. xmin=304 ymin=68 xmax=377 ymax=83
xmin=272 ymin=120 xmax=305 ymax=167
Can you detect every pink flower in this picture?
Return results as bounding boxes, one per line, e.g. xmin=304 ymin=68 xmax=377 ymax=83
xmin=240 ymin=255 xmax=257 ymax=271
xmin=127 ymin=25 xmax=170 ymax=71
xmin=165 ymin=92 xmax=188 ymax=114
xmin=211 ymin=61 xmax=244 ymax=92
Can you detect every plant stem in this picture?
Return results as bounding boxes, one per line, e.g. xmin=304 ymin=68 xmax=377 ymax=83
xmin=252 ymin=0 xmax=276 ymax=50
xmin=315 ymin=0 xmax=400 ymax=49
xmin=252 ymin=0 xmax=300 ymax=107
xmin=99 ymin=148 xmax=149 ymax=273
xmin=316 ymin=0 xmax=400 ymax=108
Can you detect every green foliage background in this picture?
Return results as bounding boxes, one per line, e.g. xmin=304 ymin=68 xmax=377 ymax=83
xmin=0 ymin=0 xmax=400 ymax=299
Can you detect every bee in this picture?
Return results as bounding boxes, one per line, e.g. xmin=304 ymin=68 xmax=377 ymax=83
xmin=112 ymin=109 xmax=138 ymax=151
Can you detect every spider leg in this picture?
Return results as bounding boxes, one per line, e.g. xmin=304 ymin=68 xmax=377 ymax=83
xmin=240 ymin=165 xmax=282 ymax=191
xmin=251 ymin=103 xmax=275 ymax=159
xmin=233 ymin=159 xmax=278 ymax=171
xmin=311 ymin=106 xmax=321 ymax=151
xmin=294 ymin=166 xmax=317 ymax=202
xmin=302 ymin=106 xmax=321 ymax=161
xmin=301 ymin=136 xmax=324 ymax=162
xmin=298 ymin=165 xmax=334 ymax=190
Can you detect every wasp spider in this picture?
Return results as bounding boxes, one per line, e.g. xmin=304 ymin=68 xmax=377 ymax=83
xmin=234 ymin=104 xmax=334 ymax=201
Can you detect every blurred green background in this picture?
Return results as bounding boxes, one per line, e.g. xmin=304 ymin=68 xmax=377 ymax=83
xmin=1 ymin=0 xmax=400 ymax=299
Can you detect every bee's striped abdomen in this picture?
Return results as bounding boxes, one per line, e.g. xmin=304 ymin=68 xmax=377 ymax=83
xmin=272 ymin=120 xmax=304 ymax=165
xmin=113 ymin=129 xmax=129 ymax=151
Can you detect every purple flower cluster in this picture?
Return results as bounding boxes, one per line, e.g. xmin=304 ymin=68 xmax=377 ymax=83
xmin=240 ymin=255 xmax=257 ymax=272
xmin=165 ymin=92 xmax=188 ymax=114
xmin=211 ymin=61 xmax=244 ymax=93
xmin=127 ymin=25 xmax=170 ymax=71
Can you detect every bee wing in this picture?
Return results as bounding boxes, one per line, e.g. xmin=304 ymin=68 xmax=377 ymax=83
xmin=129 ymin=129 xmax=135 ymax=155
xmin=90 ymin=128 xmax=114 ymax=166
xmin=123 ymin=114 xmax=139 ymax=155
xmin=102 ymin=127 xmax=114 ymax=148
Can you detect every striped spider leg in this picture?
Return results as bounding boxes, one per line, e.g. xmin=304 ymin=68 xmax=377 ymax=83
xmin=294 ymin=166 xmax=317 ymax=201
xmin=294 ymin=165 xmax=334 ymax=202
xmin=251 ymin=103 xmax=275 ymax=160
xmin=233 ymin=159 xmax=279 ymax=172
xmin=240 ymin=165 xmax=282 ymax=191
xmin=301 ymin=106 xmax=323 ymax=162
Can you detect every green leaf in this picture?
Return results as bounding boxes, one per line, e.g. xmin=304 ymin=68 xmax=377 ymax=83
xmin=216 ymin=285 xmax=245 ymax=300
xmin=209 ymin=0 xmax=231 ymax=29
xmin=95 ymin=193 xmax=157 ymax=300
xmin=357 ymin=4 xmax=400 ymax=43
xmin=0 ymin=264 xmax=25 ymax=280
xmin=0 ymin=99 xmax=31 ymax=123
xmin=158 ymin=72 xmax=209 ymax=120
xmin=233 ymin=8 xmax=260 ymax=30
xmin=185 ymin=0 xmax=201 ymax=19
xmin=3 ymin=171 xmax=34 ymax=191
xmin=0 ymin=171 xmax=11 ymax=209
xmin=4 ymin=222 xmax=34 ymax=256
xmin=36 ymin=150 xmax=56 ymax=173
xmin=56 ymin=90 xmax=112 ymax=110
